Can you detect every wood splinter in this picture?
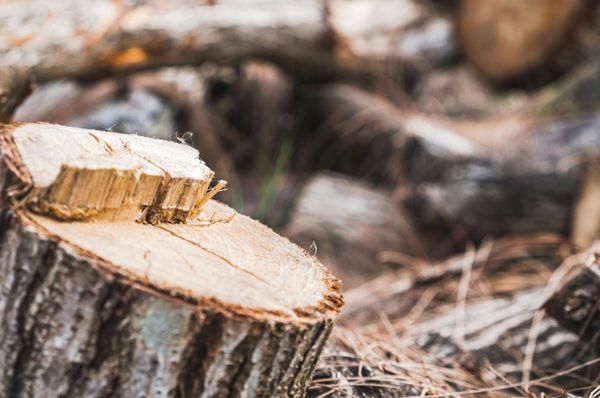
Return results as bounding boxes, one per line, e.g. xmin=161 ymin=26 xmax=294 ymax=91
xmin=0 ymin=123 xmax=343 ymax=398
xmin=1 ymin=123 xmax=227 ymax=224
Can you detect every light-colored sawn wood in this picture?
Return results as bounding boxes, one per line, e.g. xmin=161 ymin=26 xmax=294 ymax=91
xmin=3 ymin=123 xmax=222 ymax=223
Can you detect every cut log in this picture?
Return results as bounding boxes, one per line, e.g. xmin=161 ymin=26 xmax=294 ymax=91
xmin=12 ymin=80 xmax=120 ymax=127
xmin=284 ymin=172 xmax=418 ymax=287
xmin=298 ymin=84 xmax=480 ymax=185
xmin=310 ymin=327 xmax=480 ymax=398
xmin=458 ymin=0 xmax=585 ymax=81
xmin=545 ymin=246 xmax=600 ymax=351
xmin=0 ymin=123 xmax=342 ymax=397
xmin=0 ymin=0 xmax=345 ymax=82
xmin=415 ymin=112 xmax=600 ymax=241
xmin=68 ymin=88 xmax=177 ymax=142
xmin=411 ymin=288 xmax=600 ymax=393
xmin=302 ymin=84 xmax=600 ymax=242
xmin=0 ymin=0 xmax=441 ymax=121
xmin=0 ymin=0 xmax=332 ymax=122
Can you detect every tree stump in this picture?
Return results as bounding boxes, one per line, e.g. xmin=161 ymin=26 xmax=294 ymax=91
xmin=0 ymin=123 xmax=343 ymax=397
xmin=458 ymin=0 xmax=584 ymax=81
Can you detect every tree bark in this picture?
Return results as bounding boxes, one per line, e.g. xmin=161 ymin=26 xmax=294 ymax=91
xmin=0 ymin=122 xmax=343 ymax=398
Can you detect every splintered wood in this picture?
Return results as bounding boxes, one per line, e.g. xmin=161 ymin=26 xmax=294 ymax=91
xmin=0 ymin=123 xmax=342 ymax=398
xmin=2 ymin=123 xmax=224 ymax=223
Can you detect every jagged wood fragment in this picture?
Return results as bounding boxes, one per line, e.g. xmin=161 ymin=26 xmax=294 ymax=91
xmin=1 ymin=123 xmax=222 ymax=223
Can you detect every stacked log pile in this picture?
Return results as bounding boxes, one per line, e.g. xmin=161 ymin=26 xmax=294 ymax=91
xmin=2 ymin=0 xmax=600 ymax=397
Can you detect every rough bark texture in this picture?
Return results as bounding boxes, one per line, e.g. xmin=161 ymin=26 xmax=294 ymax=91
xmin=0 ymin=210 xmax=334 ymax=398
xmin=0 ymin=123 xmax=342 ymax=398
